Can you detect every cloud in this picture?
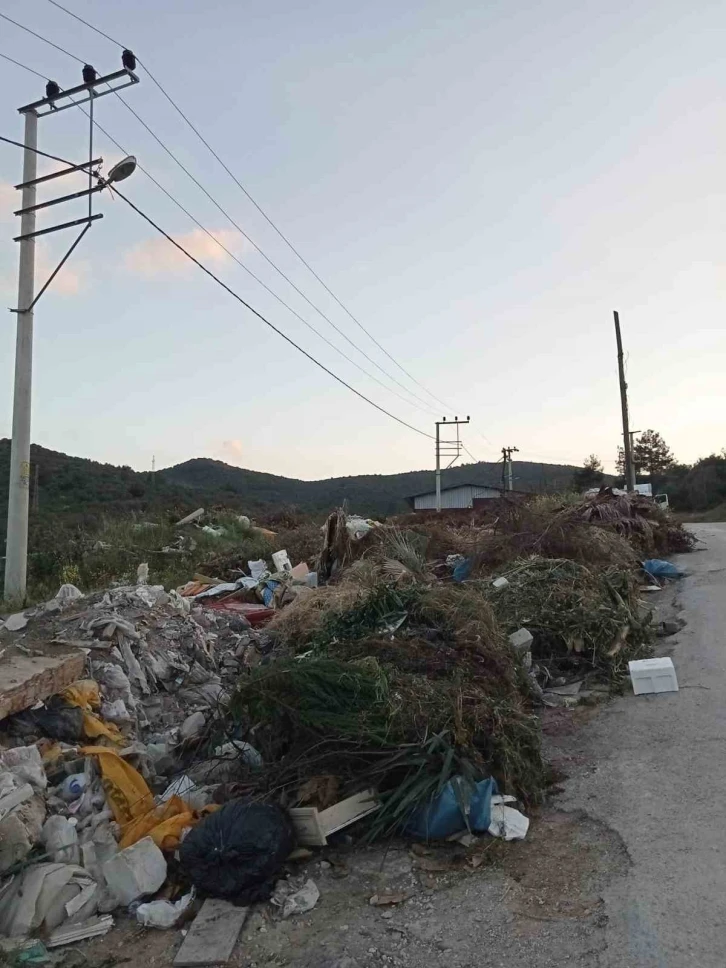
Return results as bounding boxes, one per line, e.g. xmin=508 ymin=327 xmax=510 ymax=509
xmin=125 ymin=228 xmax=247 ymax=278
xmin=218 ymin=439 xmax=244 ymax=462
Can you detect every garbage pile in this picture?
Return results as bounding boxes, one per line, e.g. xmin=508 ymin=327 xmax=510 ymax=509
xmin=0 ymin=493 xmax=692 ymax=956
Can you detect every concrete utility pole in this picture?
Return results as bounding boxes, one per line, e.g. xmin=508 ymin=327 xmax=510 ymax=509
xmin=3 ymin=61 xmax=140 ymax=601
xmin=501 ymin=446 xmax=519 ymax=492
xmin=613 ymin=310 xmax=636 ymax=492
xmin=4 ymin=111 xmax=38 ymax=601
xmin=435 ymin=416 xmax=470 ymax=512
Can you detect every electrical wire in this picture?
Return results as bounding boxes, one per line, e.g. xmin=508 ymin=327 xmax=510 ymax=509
xmin=4 ymin=8 xmax=441 ymax=418
xmin=107 ymin=184 xmax=435 ymax=440
xmin=108 ymin=91 xmax=441 ymax=414
xmin=0 ymin=12 xmax=83 ymax=63
xmin=0 ymin=34 xmax=440 ymax=420
xmin=44 ymin=0 xmax=462 ymax=415
xmin=0 ymin=113 xmax=435 ymax=441
xmin=0 ymin=50 xmax=50 ymax=80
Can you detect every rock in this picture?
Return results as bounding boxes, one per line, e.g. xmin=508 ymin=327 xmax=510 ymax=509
xmin=102 ymin=836 xmax=167 ymax=905
xmin=3 ymin=612 xmax=28 ymax=632
xmin=508 ymin=628 xmax=533 ymax=653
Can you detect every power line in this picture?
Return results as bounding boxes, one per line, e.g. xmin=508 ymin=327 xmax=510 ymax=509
xmin=0 ymin=11 xmax=84 ymax=63
xmin=2 ymin=36 xmax=434 ymax=414
xmin=108 ymin=91 xmax=440 ymax=414
xmin=108 ymin=184 xmax=435 ymax=440
xmin=44 ymin=0 xmax=461 ymax=415
xmin=0 ymin=121 xmax=435 ymax=441
xmin=0 ymin=50 xmax=50 ymax=80
xmin=5 ymin=8 xmax=439 ymax=417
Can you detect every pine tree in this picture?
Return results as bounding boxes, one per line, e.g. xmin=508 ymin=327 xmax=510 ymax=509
xmin=632 ymin=430 xmax=675 ymax=478
xmin=572 ymin=454 xmax=605 ymax=491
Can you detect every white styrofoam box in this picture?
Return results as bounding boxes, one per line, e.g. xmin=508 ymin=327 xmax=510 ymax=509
xmin=628 ymin=657 xmax=679 ymax=695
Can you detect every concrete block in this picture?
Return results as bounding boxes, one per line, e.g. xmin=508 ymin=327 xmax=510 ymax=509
xmin=628 ymin=657 xmax=679 ymax=695
xmin=102 ymin=837 xmax=167 ymax=905
xmin=509 ymin=628 xmax=534 ymax=653
xmin=0 ymin=651 xmax=85 ymax=720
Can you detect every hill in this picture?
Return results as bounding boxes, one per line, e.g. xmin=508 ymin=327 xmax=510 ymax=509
xmin=0 ymin=439 xmax=578 ymax=539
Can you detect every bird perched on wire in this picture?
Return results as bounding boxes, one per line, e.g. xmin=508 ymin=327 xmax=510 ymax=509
xmin=121 ymin=49 xmax=136 ymax=71
xmin=45 ymin=80 xmax=61 ymax=109
xmin=82 ymin=64 xmax=97 ymax=85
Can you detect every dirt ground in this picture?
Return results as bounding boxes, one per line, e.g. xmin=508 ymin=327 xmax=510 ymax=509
xmin=45 ymin=577 xmax=686 ymax=968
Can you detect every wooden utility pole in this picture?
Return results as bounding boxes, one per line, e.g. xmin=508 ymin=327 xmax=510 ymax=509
xmin=613 ymin=310 xmax=636 ymax=492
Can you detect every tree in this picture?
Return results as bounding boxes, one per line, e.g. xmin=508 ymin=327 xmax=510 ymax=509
xmin=572 ymin=454 xmax=605 ymax=492
xmin=632 ymin=430 xmax=675 ymax=479
xmin=615 ymin=446 xmax=626 ymax=475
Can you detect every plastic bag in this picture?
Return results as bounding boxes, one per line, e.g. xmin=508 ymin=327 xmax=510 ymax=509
xmin=0 ymin=746 xmax=48 ymax=792
xmin=642 ymin=559 xmax=684 ymax=579
xmin=404 ymin=776 xmax=498 ymax=840
xmin=179 ymin=800 xmax=294 ymax=902
xmin=136 ymin=890 xmax=195 ymax=928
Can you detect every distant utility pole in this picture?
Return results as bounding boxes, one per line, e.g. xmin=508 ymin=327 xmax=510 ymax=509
xmin=501 ymin=446 xmax=519 ymax=492
xmin=4 ymin=58 xmax=140 ymax=601
xmin=613 ymin=310 xmax=636 ymax=492
xmin=435 ymin=416 xmax=470 ymax=512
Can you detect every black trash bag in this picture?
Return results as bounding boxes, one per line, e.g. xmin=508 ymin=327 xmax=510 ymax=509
xmin=11 ymin=696 xmax=84 ymax=742
xmin=179 ymin=800 xmax=295 ymax=902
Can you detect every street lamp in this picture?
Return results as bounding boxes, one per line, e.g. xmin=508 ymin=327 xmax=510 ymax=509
xmin=106 ymin=155 xmax=137 ymax=185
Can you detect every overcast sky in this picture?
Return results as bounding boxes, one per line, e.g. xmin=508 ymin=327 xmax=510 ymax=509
xmin=1 ymin=0 xmax=724 ymax=480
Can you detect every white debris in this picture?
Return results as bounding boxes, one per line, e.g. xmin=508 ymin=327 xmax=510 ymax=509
xmin=488 ymin=795 xmax=529 ymax=841
xmin=136 ymin=890 xmax=195 ymax=929
xmin=102 ymin=837 xmax=167 ymax=906
xmin=281 ymin=879 xmax=320 ymax=918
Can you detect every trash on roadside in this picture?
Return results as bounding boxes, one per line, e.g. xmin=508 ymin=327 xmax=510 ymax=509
xmin=271 ymin=877 xmax=320 ymax=918
xmin=642 ymin=559 xmax=684 ymax=580
xmin=271 ymin=550 xmax=293 ymax=574
xmin=179 ymin=801 xmax=294 ymax=902
xmin=404 ymin=776 xmax=498 ymax=841
xmin=136 ymin=889 xmax=195 ymax=928
xmin=628 ymin=657 xmax=679 ymax=695
xmin=289 ymin=789 xmax=379 ymax=847
xmin=492 ymin=576 xmax=509 ymax=590
xmin=175 ymin=508 xmax=205 ymax=527
xmin=487 ymin=794 xmax=529 ymax=840
xmin=102 ymin=836 xmax=167 ymax=905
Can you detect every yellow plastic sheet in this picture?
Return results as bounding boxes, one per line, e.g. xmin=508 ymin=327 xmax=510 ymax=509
xmin=82 ymin=748 xmax=205 ymax=852
xmin=63 ymin=680 xmax=123 ymax=744
xmin=82 ymin=747 xmax=154 ymax=825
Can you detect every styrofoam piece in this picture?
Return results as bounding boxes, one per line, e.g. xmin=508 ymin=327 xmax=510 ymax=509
xmin=102 ymin=837 xmax=167 ymax=905
xmin=492 ymin=577 xmax=509 ymax=590
xmin=628 ymin=657 xmax=679 ymax=695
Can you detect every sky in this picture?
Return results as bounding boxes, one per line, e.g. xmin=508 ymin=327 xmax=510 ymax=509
xmin=0 ymin=0 xmax=724 ymax=481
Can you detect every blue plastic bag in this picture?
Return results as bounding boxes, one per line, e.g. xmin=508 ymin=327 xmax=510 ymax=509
xmin=452 ymin=559 xmax=473 ymax=583
xmin=642 ymin=559 xmax=684 ymax=579
xmin=404 ymin=775 xmax=498 ymax=840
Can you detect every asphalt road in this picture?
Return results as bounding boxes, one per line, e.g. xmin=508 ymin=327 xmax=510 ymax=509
xmin=559 ymin=523 xmax=726 ymax=968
